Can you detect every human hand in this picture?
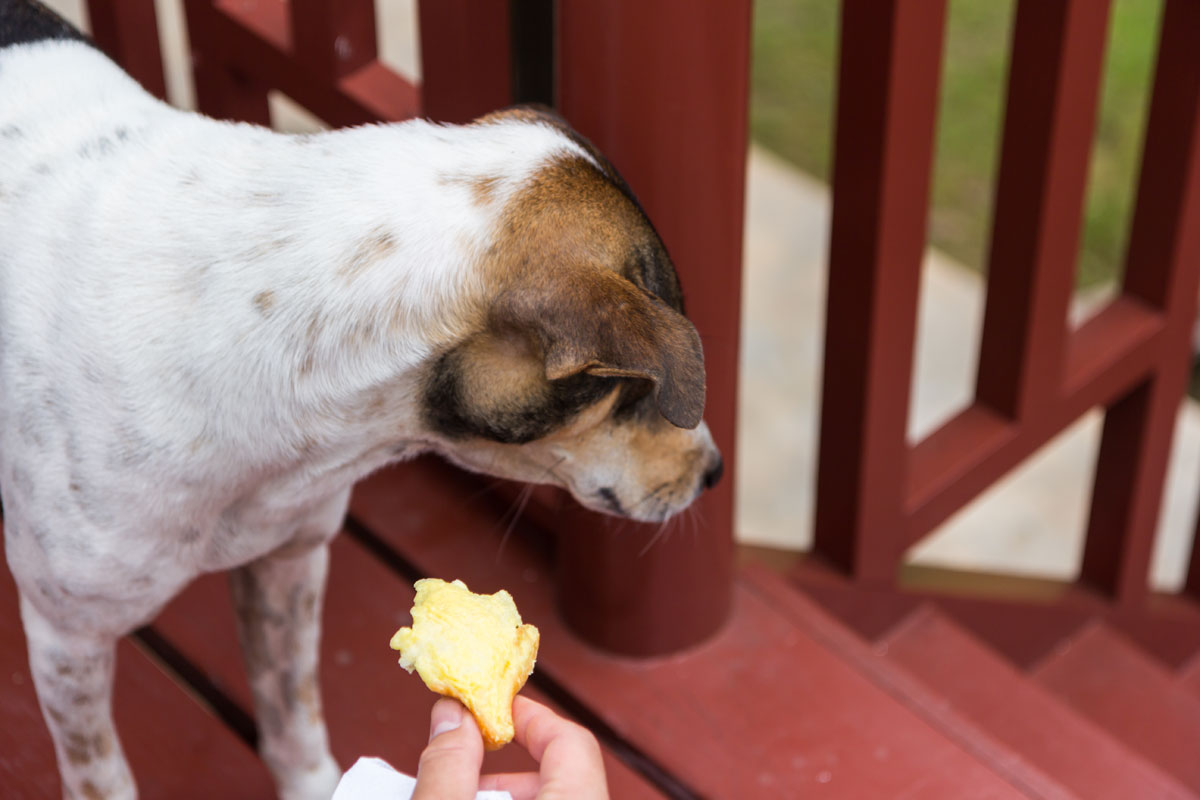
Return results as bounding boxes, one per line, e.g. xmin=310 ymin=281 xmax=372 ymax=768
xmin=412 ymin=696 xmax=609 ymax=800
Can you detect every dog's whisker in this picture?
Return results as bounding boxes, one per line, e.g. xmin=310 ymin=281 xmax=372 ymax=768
xmin=493 ymin=455 xmax=566 ymax=560
xmin=638 ymin=512 xmax=675 ymax=557
xmin=464 ymin=477 xmax=508 ymax=505
xmin=496 ymin=482 xmax=536 ymax=560
xmin=631 ymin=481 xmax=671 ymax=513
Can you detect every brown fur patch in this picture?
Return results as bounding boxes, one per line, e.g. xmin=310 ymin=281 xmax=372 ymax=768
xmin=253 ymin=290 xmax=276 ymax=315
xmin=338 ymin=226 xmax=397 ymax=283
xmin=464 ymin=142 xmax=703 ymax=427
xmin=439 ymin=173 xmax=503 ymax=206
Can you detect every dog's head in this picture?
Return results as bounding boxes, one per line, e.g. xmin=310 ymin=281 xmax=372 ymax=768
xmin=417 ymin=108 xmax=721 ymax=522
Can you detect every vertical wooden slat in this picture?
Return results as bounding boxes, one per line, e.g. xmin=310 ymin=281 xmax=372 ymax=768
xmin=86 ymin=0 xmax=167 ymax=99
xmin=554 ymin=0 xmax=751 ymax=655
xmin=184 ymin=1 xmax=271 ymax=125
xmin=814 ymin=0 xmax=946 ymax=581
xmin=289 ymin=0 xmax=377 ymax=80
xmin=1081 ymin=0 xmax=1200 ymax=603
xmin=1188 ymin=506 xmax=1200 ymax=598
xmin=417 ymin=0 xmax=510 ymax=123
xmin=975 ymin=0 xmax=1110 ymax=420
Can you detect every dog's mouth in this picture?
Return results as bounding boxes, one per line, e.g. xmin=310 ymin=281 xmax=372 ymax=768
xmin=580 ymin=479 xmax=705 ymax=524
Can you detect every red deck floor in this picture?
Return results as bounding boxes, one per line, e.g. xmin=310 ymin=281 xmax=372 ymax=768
xmin=4 ymin=458 xmax=1182 ymax=798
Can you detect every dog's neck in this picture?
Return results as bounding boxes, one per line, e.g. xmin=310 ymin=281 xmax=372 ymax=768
xmin=0 ymin=40 xmax=588 ymax=483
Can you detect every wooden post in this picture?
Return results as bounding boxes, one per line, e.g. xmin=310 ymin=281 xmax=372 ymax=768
xmin=814 ymin=0 xmax=947 ymax=581
xmin=86 ymin=0 xmax=167 ymax=100
xmin=417 ymin=0 xmax=510 ymax=123
xmin=554 ymin=0 xmax=752 ymax=655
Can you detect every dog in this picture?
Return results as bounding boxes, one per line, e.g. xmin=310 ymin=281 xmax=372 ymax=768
xmin=0 ymin=1 xmax=722 ymax=798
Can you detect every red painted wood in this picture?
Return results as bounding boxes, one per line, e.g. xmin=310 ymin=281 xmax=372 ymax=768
xmin=417 ymin=0 xmax=510 ymax=123
xmin=186 ymin=0 xmax=418 ymax=127
xmin=351 ymin=462 xmax=1031 ymax=798
xmin=1082 ymin=0 xmax=1200 ymax=604
xmin=86 ymin=0 xmax=167 ymax=99
xmin=882 ymin=608 xmax=1194 ymax=800
xmin=0 ymin=523 xmax=276 ymax=798
xmin=744 ymin=566 xmax=1078 ymax=799
xmin=1190 ymin=505 xmax=1200 ymax=597
xmin=553 ymin=0 xmax=750 ymax=654
xmin=1034 ymin=622 xmax=1200 ymax=792
xmin=790 ymin=557 xmax=923 ymax=641
xmin=791 ymin=557 xmax=1095 ymax=669
xmin=1106 ymin=593 xmax=1200 ymax=670
xmin=290 ymin=0 xmax=377 ymax=80
xmin=905 ymin=297 xmax=1164 ymax=541
xmin=976 ymin=0 xmax=1110 ymax=421
xmin=815 ymin=0 xmax=947 ymax=581
xmin=149 ymin=533 xmax=661 ymax=797
xmin=1062 ymin=296 xmax=1163 ymax=394
xmin=1180 ymin=652 xmax=1200 ymax=699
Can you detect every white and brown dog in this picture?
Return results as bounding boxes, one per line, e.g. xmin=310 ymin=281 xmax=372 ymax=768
xmin=0 ymin=1 xmax=721 ymax=798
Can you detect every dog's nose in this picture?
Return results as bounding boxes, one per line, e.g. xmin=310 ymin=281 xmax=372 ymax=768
xmin=702 ymin=455 xmax=724 ymax=490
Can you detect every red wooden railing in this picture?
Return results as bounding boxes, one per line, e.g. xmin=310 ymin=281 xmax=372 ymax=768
xmin=86 ymin=0 xmax=750 ymax=656
xmin=816 ymin=0 xmax=1200 ymax=618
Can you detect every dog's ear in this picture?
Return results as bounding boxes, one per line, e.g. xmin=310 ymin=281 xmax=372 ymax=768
xmin=492 ymin=270 xmax=706 ymax=429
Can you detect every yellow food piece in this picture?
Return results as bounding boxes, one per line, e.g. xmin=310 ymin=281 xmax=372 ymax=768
xmin=390 ymin=578 xmax=539 ymax=749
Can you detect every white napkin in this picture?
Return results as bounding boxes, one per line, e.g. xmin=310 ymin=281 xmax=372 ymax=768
xmin=332 ymin=756 xmax=513 ymax=800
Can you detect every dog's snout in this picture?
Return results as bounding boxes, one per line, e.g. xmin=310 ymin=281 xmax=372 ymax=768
xmin=702 ymin=455 xmax=724 ymax=490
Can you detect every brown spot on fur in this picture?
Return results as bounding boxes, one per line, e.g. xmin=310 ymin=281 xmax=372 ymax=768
xmin=253 ymin=290 xmax=275 ymax=316
xmin=63 ymin=730 xmax=108 ymax=765
xmin=338 ymin=226 xmax=397 ymax=283
xmin=472 ymin=175 xmax=502 ymax=204
xmin=296 ymin=671 xmax=321 ymax=724
xmin=80 ymin=780 xmax=104 ymax=800
xmin=440 ymin=173 xmax=503 ymax=205
xmin=296 ymin=312 xmax=321 ymax=377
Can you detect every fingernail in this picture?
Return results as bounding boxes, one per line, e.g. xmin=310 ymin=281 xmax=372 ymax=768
xmin=429 ymin=699 xmax=463 ymax=742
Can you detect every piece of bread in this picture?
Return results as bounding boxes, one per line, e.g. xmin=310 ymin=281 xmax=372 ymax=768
xmin=390 ymin=578 xmax=540 ymax=749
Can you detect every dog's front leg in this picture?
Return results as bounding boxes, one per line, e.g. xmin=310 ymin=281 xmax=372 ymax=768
xmin=19 ymin=593 xmax=135 ymax=800
xmin=230 ymin=540 xmax=340 ymax=800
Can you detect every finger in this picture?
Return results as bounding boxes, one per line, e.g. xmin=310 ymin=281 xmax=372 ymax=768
xmin=512 ymin=696 xmax=608 ymax=799
xmin=412 ymin=698 xmax=484 ymax=800
xmin=478 ymin=772 xmax=541 ymax=800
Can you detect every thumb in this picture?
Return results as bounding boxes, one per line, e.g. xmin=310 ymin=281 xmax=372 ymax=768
xmin=412 ymin=698 xmax=484 ymax=800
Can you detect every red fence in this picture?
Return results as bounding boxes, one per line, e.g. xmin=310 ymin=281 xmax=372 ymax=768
xmin=816 ymin=0 xmax=1200 ymax=614
xmin=87 ymin=0 xmax=751 ymax=656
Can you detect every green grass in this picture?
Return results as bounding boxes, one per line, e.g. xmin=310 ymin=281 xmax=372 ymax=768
xmin=751 ymin=0 xmax=1163 ymax=288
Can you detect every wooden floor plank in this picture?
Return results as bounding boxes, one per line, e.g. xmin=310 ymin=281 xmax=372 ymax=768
xmin=349 ymin=460 xmax=1031 ymax=799
xmin=1181 ymin=651 xmax=1200 ymax=700
xmin=150 ymin=530 xmax=664 ymax=798
xmin=0 ymin=522 xmax=275 ymax=799
xmin=879 ymin=607 xmax=1195 ymax=800
xmin=1033 ymin=622 xmax=1200 ymax=793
